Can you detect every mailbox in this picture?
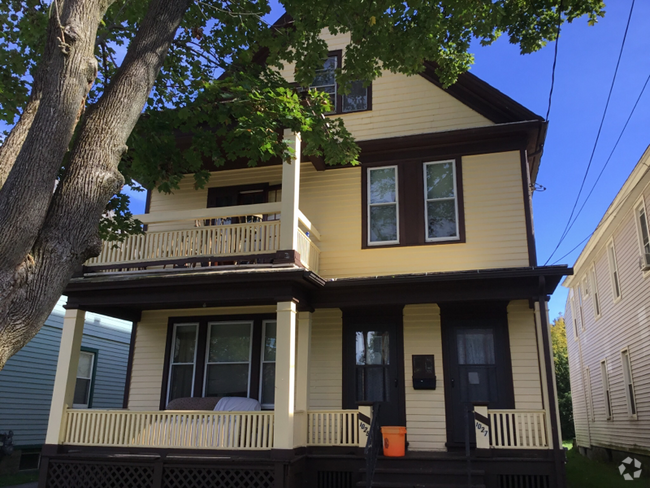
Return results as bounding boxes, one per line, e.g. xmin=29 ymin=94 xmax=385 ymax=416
xmin=412 ymin=355 xmax=436 ymax=390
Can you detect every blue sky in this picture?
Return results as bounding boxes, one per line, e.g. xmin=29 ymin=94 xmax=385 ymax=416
xmin=467 ymin=0 xmax=650 ymax=319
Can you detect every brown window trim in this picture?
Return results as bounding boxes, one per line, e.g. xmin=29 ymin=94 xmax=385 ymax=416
xmin=310 ymin=50 xmax=373 ymax=116
xmin=361 ymin=156 xmax=465 ymax=249
xmin=160 ymin=313 xmax=276 ymax=410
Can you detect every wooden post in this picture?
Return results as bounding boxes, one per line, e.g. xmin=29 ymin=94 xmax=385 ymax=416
xmin=275 ymin=301 xmax=298 ymax=449
xmin=280 ymin=129 xmax=301 ymax=252
xmin=294 ymin=311 xmax=312 ymax=447
xmin=45 ymin=307 xmax=85 ymax=445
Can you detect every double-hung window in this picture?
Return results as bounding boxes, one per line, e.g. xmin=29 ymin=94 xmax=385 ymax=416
xmin=73 ymin=349 xmax=97 ymax=408
xmin=584 ymin=367 xmax=595 ymax=422
xmin=424 ymin=160 xmax=459 ymax=241
xmin=607 ymin=241 xmax=621 ymax=301
xmin=364 ymin=159 xmax=463 ymax=248
xmin=368 ymin=166 xmax=399 ymax=245
xmin=570 ymin=290 xmax=579 ymax=340
xmin=591 ymin=264 xmax=601 ymax=318
xmin=577 ymin=285 xmax=585 ymax=331
xmin=165 ymin=315 xmax=277 ymax=408
xmin=309 ymin=53 xmax=370 ymax=114
xmin=621 ymin=349 xmax=637 ymax=417
xmin=600 ymin=359 xmax=612 ymax=420
xmin=635 ymin=202 xmax=650 ymax=270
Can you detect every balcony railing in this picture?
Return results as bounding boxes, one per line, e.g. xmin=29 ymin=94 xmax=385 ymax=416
xmin=63 ymin=409 xmax=275 ymax=450
xmin=85 ymin=203 xmax=321 ymax=273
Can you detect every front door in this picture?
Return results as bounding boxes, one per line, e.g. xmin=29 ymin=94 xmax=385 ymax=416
xmin=342 ymin=307 xmax=405 ymax=427
xmin=441 ymin=303 xmax=515 ymax=446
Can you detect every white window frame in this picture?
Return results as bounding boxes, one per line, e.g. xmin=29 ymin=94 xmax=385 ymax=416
xmin=569 ymin=289 xmax=579 ymax=340
xmin=167 ymin=323 xmax=199 ymax=404
xmin=607 ymin=240 xmax=621 ymax=302
xmin=73 ymin=350 xmax=96 ymax=409
xmin=203 ymin=320 xmax=254 ymax=398
xmin=259 ymin=320 xmax=277 ymax=409
xmin=582 ymin=275 xmax=590 ymax=297
xmin=591 ymin=264 xmax=601 ymax=319
xmin=634 ymin=198 xmax=650 ymax=272
xmin=600 ymin=359 xmax=612 ymax=420
xmin=367 ymin=166 xmax=400 ymax=246
xmin=423 ymin=160 xmax=460 ymax=242
xmin=584 ymin=367 xmax=595 ymax=422
xmin=577 ymin=284 xmax=585 ymax=331
xmin=620 ymin=348 xmax=637 ymax=418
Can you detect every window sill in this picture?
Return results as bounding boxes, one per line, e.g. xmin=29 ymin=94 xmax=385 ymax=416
xmin=363 ymin=238 xmax=464 ymax=250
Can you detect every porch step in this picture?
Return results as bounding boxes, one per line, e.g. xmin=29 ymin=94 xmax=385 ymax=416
xmin=356 ymin=482 xmax=486 ymax=488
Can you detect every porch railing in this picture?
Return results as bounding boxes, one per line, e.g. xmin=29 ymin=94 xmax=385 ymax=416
xmin=63 ymin=409 xmax=274 ymax=450
xmin=307 ymin=410 xmax=359 ymax=446
xmin=84 ymin=202 xmax=321 ymax=273
xmin=487 ymin=409 xmax=548 ymax=449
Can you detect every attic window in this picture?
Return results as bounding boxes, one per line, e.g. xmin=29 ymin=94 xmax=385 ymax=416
xmin=309 ymin=51 xmax=371 ymax=115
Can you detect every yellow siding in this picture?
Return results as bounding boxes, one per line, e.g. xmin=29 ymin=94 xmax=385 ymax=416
xmin=403 ymin=304 xmax=446 ymax=451
xmin=128 ymin=305 xmax=277 ymax=410
xmin=308 ymin=309 xmax=343 ymax=410
xmin=507 ymin=300 xmax=544 ymax=410
xmin=300 ymin=151 xmax=529 ymax=279
xmin=280 ymin=31 xmax=493 ymax=141
xmin=148 ymin=166 xmax=283 ymax=232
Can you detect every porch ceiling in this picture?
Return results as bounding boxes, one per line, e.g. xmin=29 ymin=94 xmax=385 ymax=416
xmin=64 ymin=265 xmax=570 ymax=322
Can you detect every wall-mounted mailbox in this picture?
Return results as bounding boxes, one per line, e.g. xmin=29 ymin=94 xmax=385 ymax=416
xmin=412 ymin=355 xmax=436 ymax=390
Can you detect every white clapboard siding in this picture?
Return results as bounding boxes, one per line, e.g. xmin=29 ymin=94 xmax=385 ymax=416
xmin=564 ymin=148 xmax=650 ymax=455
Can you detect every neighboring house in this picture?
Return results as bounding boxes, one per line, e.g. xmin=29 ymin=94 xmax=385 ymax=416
xmin=0 ymin=298 xmax=132 ymax=471
xmin=39 ymin=29 xmax=570 ymax=488
xmin=563 ymin=146 xmax=650 ymax=463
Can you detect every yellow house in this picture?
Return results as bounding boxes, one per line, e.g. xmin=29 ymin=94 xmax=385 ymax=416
xmin=41 ymin=31 xmax=570 ymax=488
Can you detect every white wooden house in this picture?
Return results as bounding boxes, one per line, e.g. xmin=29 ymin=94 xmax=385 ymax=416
xmin=39 ymin=29 xmax=569 ymax=488
xmin=563 ymin=146 xmax=650 ymax=465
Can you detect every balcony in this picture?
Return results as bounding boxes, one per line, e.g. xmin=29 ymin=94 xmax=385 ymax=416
xmin=85 ymin=203 xmax=321 ymax=274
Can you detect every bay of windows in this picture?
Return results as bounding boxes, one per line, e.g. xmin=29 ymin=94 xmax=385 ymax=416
xmin=166 ymin=316 xmax=277 ymax=408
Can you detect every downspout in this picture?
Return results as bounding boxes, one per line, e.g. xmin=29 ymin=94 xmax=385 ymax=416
xmin=538 ymin=275 xmax=566 ymax=488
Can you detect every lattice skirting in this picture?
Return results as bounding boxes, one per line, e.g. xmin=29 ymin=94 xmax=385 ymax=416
xmin=45 ymin=460 xmax=274 ymax=488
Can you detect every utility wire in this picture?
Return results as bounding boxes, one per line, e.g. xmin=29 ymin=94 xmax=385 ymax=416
xmin=545 ymin=1 xmax=563 ymax=122
xmin=558 ymin=71 xmax=650 ymax=243
xmin=544 ymin=0 xmax=636 ymax=265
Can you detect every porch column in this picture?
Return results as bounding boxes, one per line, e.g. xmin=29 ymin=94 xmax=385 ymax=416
xmin=45 ymin=307 xmax=85 ymax=445
xmin=294 ymin=311 xmax=312 ymax=447
xmin=275 ymin=301 xmax=298 ymax=450
xmin=535 ymin=287 xmax=566 ymax=488
xmin=279 ymin=129 xmax=301 ymax=252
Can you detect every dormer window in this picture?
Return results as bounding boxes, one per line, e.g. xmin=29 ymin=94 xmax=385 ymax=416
xmin=309 ymin=51 xmax=371 ymax=115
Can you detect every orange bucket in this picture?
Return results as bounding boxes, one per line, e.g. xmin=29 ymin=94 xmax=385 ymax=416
xmin=381 ymin=426 xmax=407 ymax=457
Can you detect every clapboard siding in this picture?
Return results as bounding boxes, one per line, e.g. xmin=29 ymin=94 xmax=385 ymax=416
xmin=128 ymin=306 xmax=277 ymax=410
xmin=0 ymin=304 xmax=131 ymax=447
xmin=279 ymin=30 xmax=493 ymax=141
xmin=308 ymin=309 xmax=343 ymax=410
xmin=403 ymin=304 xmax=446 ymax=451
xmin=564 ymin=147 xmax=650 ymax=455
xmin=507 ymin=300 xmax=544 ymax=410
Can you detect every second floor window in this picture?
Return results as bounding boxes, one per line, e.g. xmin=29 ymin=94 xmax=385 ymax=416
xmin=636 ymin=202 xmax=650 ymax=269
xmin=607 ymin=241 xmax=621 ymax=301
xmin=364 ymin=159 xmax=464 ymax=248
xmin=591 ymin=264 xmax=601 ymax=318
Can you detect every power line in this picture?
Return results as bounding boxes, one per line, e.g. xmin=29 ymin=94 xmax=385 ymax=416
xmin=544 ymin=0 xmax=636 ymax=265
xmin=545 ymin=1 xmax=563 ymax=122
xmin=558 ymin=71 xmax=650 ymax=244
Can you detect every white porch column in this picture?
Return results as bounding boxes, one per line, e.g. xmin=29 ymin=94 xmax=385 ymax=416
xmin=294 ymin=311 xmax=312 ymax=447
xmin=280 ymin=129 xmax=301 ymax=251
xmin=274 ymin=301 xmax=298 ymax=449
xmin=45 ymin=307 xmax=85 ymax=445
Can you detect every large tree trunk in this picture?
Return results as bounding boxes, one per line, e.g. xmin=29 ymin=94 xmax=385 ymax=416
xmin=0 ymin=0 xmax=192 ymax=370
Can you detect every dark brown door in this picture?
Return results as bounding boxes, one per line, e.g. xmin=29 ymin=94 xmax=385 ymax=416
xmin=441 ymin=303 xmax=515 ymax=446
xmin=342 ymin=307 xmax=405 ymax=427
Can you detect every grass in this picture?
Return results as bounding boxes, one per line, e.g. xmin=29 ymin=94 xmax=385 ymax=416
xmin=565 ymin=444 xmax=647 ymax=488
xmin=0 ymin=470 xmax=38 ymax=487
